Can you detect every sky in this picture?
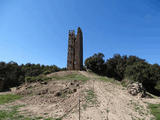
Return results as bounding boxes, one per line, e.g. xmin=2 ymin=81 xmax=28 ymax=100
xmin=1 ymin=0 xmax=160 ymax=67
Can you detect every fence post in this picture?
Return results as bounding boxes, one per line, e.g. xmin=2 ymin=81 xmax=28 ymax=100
xmin=79 ymin=98 xmax=80 ymax=120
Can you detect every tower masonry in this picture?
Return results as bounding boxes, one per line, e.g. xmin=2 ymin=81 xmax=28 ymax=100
xmin=67 ymin=27 xmax=83 ymax=70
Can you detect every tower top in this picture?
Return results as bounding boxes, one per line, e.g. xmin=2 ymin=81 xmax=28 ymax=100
xmin=77 ymin=27 xmax=82 ymax=32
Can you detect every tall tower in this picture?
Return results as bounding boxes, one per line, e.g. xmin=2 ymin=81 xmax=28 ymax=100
xmin=67 ymin=30 xmax=76 ymax=70
xmin=75 ymin=27 xmax=83 ymax=70
xmin=67 ymin=27 xmax=83 ymax=70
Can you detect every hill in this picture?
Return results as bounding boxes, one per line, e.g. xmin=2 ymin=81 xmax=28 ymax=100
xmin=0 ymin=71 xmax=160 ymax=120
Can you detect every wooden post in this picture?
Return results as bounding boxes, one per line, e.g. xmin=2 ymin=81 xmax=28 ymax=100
xmin=93 ymin=79 xmax=95 ymax=91
xmin=79 ymin=98 xmax=80 ymax=120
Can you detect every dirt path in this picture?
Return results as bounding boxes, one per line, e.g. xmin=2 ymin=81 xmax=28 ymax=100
xmin=93 ymin=80 xmax=150 ymax=120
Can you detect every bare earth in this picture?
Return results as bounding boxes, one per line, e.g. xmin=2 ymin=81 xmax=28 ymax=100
xmin=0 ymin=71 xmax=160 ymax=120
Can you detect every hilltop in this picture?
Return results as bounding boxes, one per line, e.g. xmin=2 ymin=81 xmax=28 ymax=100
xmin=0 ymin=71 xmax=160 ymax=120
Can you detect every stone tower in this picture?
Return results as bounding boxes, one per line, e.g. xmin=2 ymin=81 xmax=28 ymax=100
xmin=67 ymin=27 xmax=83 ymax=70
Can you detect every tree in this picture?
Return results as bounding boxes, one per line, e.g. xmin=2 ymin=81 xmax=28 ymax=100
xmin=125 ymin=61 xmax=150 ymax=83
xmin=105 ymin=54 xmax=127 ymax=80
xmin=0 ymin=61 xmax=61 ymax=91
xmin=126 ymin=55 xmax=145 ymax=65
xmin=0 ymin=61 xmax=24 ymax=90
xmin=85 ymin=53 xmax=106 ymax=75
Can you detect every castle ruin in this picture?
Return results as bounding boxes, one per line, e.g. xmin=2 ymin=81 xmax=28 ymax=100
xmin=67 ymin=27 xmax=83 ymax=70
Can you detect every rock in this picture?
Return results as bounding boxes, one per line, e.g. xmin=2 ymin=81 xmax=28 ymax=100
xmin=55 ymin=92 xmax=62 ymax=97
xmin=40 ymin=81 xmax=47 ymax=85
xmin=70 ymin=82 xmax=74 ymax=85
xmin=10 ymin=87 xmax=17 ymax=93
xmin=73 ymin=88 xmax=77 ymax=92
xmin=41 ymin=89 xmax=48 ymax=94
xmin=127 ymin=82 xmax=146 ymax=97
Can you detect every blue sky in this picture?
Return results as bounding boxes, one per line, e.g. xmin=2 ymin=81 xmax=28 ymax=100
xmin=0 ymin=0 xmax=160 ymax=67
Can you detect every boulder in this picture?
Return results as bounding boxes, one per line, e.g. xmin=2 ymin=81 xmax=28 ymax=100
xmin=10 ymin=87 xmax=17 ymax=92
xmin=127 ymin=82 xmax=146 ymax=97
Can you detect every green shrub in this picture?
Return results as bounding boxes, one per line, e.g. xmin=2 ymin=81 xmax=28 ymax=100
xmin=125 ymin=61 xmax=150 ymax=83
xmin=85 ymin=53 xmax=106 ymax=75
xmin=105 ymin=54 xmax=127 ymax=80
xmin=25 ymin=75 xmax=51 ymax=83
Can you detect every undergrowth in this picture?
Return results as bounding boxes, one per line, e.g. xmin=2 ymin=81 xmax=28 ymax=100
xmin=0 ymin=105 xmax=61 ymax=120
xmin=83 ymin=89 xmax=97 ymax=110
xmin=51 ymin=73 xmax=89 ymax=82
xmin=25 ymin=73 xmax=89 ymax=83
xmin=148 ymin=104 xmax=160 ymax=120
xmin=85 ymin=89 xmax=97 ymax=104
xmin=0 ymin=94 xmax=21 ymax=105
xmin=25 ymin=75 xmax=51 ymax=83
xmin=96 ymin=75 xmax=120 ymax=85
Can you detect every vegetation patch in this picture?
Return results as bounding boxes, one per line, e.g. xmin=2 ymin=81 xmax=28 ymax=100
xmin=97 ymin=76 xmax=120 ymax=85
xmin=83 ymin=89 xmax=97 ymax=110
xmin=51 ymin=73 xmax=89 ymax=82
xmin=85 ymin=89 xmax=97 ymax=105
xmin=25 ymin=75 xmax=51 ymax=83
xmin=0 ymin=105 xmax=61 ymax=120
xmin=0 ymin=94 xmax=21 ymax=104
xmin=121 ymin=79 xmax=131 ymax=87
xmin=148 ymin=104 xmax=160 ymax=120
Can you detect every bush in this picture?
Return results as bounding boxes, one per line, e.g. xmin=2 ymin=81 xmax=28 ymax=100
xmin=25 ymin=75 xmax=51 ymax=83
xmin=85 ymin=53 xmax=106 ymax=75
xmin=25 ymin=76 xmax=41 ymax=83
xmin=125 ymin=61 xmax=150 ymax=83
xmin=0 ymin=61 xmax=24 ymax=90
xmin=105 ymin=54 xmax=145 ymax=81
xmin=105 ymin=54 xmax=127 ymax=80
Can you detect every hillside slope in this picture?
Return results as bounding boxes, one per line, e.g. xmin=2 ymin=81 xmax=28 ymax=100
xmin=0 ymin=71 xmax=160 ymax=120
